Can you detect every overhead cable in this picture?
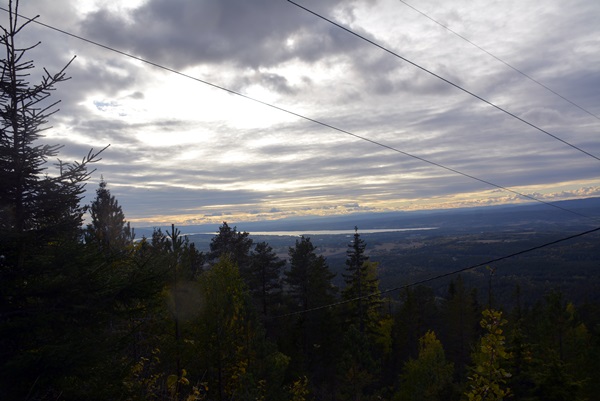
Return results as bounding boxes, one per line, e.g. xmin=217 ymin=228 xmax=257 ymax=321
xmin=270 ymin=225 xmax=600 ymax=319
xmin=287 ymin=0 xmax=600 ymax=162
xmin=397 ymin=0 xmax=600 ymax=121
xmin=2 ymin=7 xmax=596 ymax=223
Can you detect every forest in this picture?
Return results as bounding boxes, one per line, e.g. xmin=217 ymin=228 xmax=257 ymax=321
xmin=2 ymin=2 xmax=600 ymax=400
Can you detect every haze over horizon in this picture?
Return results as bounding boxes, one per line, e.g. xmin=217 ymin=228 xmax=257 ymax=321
xmin=5 ymin=0 xmax=600 ymax=226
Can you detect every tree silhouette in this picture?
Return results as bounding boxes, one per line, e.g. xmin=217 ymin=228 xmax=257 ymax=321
xmin=249 ymin=241 xmax=285 ymax=317
xmin=86 ymin=178 xmax=134 ymax=254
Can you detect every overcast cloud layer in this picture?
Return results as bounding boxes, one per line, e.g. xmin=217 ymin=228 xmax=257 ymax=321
xmin=4 ymin=0 xmax=600 ymax=226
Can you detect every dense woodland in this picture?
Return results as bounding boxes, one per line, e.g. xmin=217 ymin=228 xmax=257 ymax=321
xmin=2 ymin=2 xmax=600 ymax=400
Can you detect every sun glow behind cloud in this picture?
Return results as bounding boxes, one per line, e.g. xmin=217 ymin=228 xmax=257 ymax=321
xmin=14 ymin=0 xmax=600 ymax=225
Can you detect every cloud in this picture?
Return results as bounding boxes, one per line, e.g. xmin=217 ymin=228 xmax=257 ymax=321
xmin=79 ymin=0 xmax=354 ymax=69
xmin=4 ymin=0 xmax=599 ymax=226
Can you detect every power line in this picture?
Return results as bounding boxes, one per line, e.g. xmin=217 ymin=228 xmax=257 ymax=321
xmin=287 ymin=0 xmax=600 ymax=163
xmin=397 ymin=0 xmax=600 ymax=121
xmin=3 ymin=7 xmax=596 ymax=223
xmin=6 ymin=7 xmax=599 ymax=317
xmin=271 ymin=225 xmax=600 ymax=319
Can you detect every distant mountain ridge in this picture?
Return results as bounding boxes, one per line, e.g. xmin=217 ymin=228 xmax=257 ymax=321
xmin=133 ymin=197 xmax=600 ymax=238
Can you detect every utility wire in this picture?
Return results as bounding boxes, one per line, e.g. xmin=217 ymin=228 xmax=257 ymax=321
xmin=7 ymin=7 xmax=599 ymax=318
xmin=287 ymin=0 xmax=600 ymax=163
xmin=271 ymin=225 xmax=600 ymax=319
xmin=3 ymin=7 xmax=597 ymax=223
xmin=397 ymin=0 xmax=600 ymax=121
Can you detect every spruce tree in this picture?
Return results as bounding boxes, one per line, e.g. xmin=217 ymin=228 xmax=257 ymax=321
xmin=342 ymin=227 xmax=382 ymax=335
xmin=0 ymin=0 xmax=104 ymax=266
xmin=86 ymin=178 xmax=134 ymax=254
xmin=284 ymin=236 xmax=336 ymax=311
xmin=440 ymin=275 xmax=480 ymax=379
xmin=249 ymin=241 xmax=285 ymax=317
xmin=195 ymin=256 xmax=260 ymax=401
xmin=283 ymin=236 xmax=339 ymax=397
xmin=0 ymin=2 xmax=107 ymax=397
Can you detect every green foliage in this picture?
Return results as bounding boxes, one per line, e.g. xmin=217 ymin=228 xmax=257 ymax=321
xmin=123 ymin=348 xmax=165 ymax=400
xmin=464 ymin=309 xmax=512 ymax=401
xmin=393 ymin=285 xmax=440 ymax=363
xmin=336 ymin=324 xmax=378 ymax=401
xmin=194 ymin=256 xmax=259 ymax=400
xmin=1 ymin=28 xmax=598 ymax=399
xmin=395 ymin=331 xmax=454 ymax=401
xmin=509 ymin=291 xmax=594 ymax=401
xmin=529 ymin=357 xmax=585 ymax=401
xmin=441 ymin=276 xmax=480 ymax=378
xmin=288 ymin=376 xmax=310 ymax=401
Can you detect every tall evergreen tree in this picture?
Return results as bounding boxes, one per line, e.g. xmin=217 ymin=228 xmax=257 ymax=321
xmin=342 ymin=227 xmax=382 ymax=335
xmin=336 ymin=324 xmax=378 ymax=401
xmin=283 ymin=236 xmax=339 ymax=398
xmin=440 ymin=275 xmax=480 ymax=379
xmin=0 ymin=1 xmax=104 ymax=268
xmin=208 ymin=222 xmax=253 ymax=275
xmin=0 ymin=3 xmax=108 ymax=397
xmin=249 ymin=241 xmax=285 ymax=317
xmin=194 ymin=256 xmax=261 ymax=401
xmin=86 ymin=178 xmax=134 ymax=254
xmin=284 ymin=236 xmax=336 ymax=311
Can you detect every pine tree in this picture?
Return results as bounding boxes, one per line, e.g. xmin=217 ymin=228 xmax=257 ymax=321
xmin=284 ymin=236 xmax=336 ymax=311
xmin=336 ymin=324 xmax=378 ymax=401
xmin=440 ymin=275 xmax=480 ymax=378
xmin=208 ymin=221 xmax=253 ymax=276
xmin=283 ymin=236 xmax=339 ymax=397
xmin=249 ymin=241 xmax=285 ymax=317
xmin=342 ymin=227 xmax=382 ymax=335
xmin=86 ymin=178 xmax=134 ymax=254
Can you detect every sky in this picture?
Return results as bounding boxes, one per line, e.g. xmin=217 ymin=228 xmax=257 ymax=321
xmin=3 ymin=0 xmax=600 ymax=227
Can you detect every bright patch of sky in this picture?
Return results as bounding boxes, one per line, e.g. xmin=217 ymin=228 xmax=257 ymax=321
xmin=3 ymin=0 xmax=599 ymax=226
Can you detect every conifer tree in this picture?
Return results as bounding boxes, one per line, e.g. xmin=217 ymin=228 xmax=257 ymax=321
xmin=0 ymin=2 xmax=107 ymax=397
xmin=342 ymin=227 xmax=382 ymax=335
xmin=336 ymin=324 xmax=378 ymax=401
xmin=440 ymin=275 xmax=480 ymax=378
xmin=208 ymin=221 xmax=253 ymax=275
xmin=249 ymin=241 xmax=285 ymax=316
xmin=0 ymin=0 xmax=104 ymax=267
xmin=195 ymin=256 xmax=260 ymax=401
xmin=284 ymin=236 xmax=336 ymax=311
xmin=283 ymin=236 xmax=339 ymax=397
xmin=86 ymin=178 xmax=134 ymax=254
xmin=343 ymin=227 xmax=369 ymax=329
